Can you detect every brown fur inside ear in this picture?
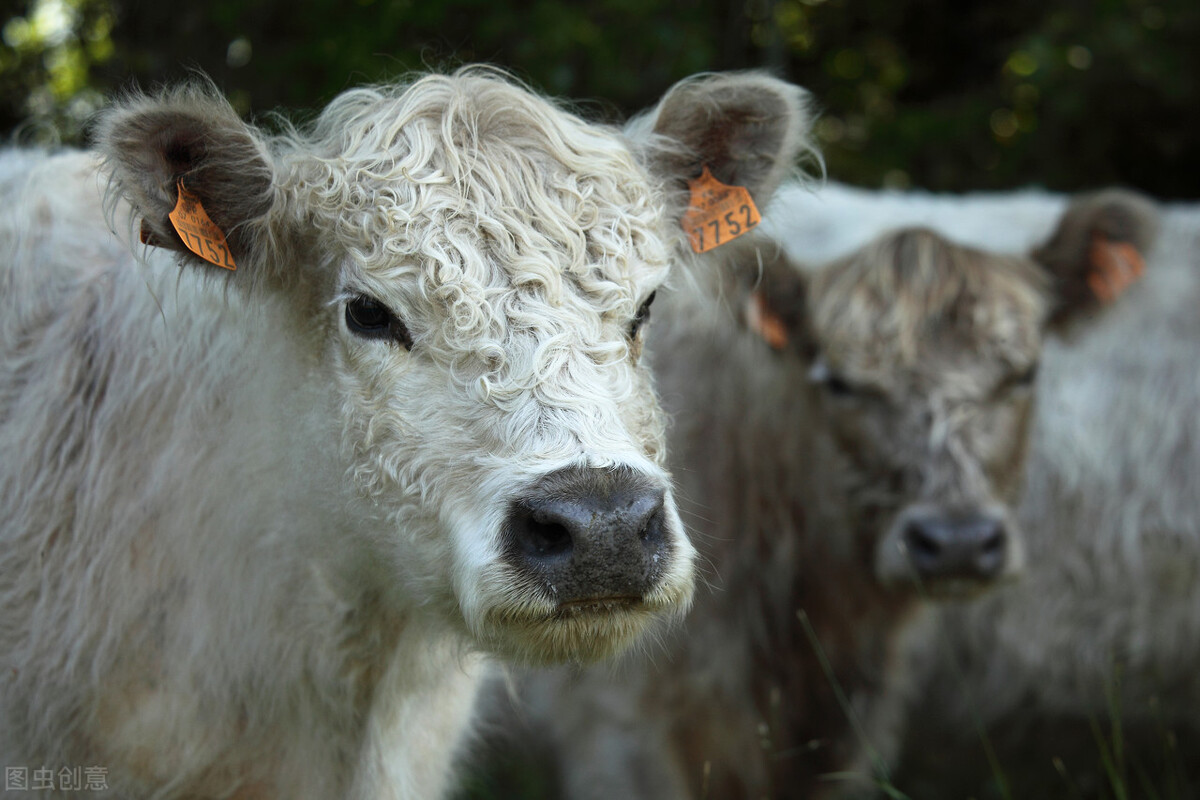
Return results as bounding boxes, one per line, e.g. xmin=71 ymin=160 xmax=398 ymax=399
xmin=94 ymin=84 xmax=275 ymax=268
xmin=740 ymin=245 xmax=814 ymax=358
xmin=1087 ymin=237 xmax=1146 ymax=303
xmin=746 ymin=291 xmax=790 ymax=350
xmin=1032 ymin=189 xmax=1159 ymax=327
xmin=634 ymin=72 xmax=814 ymax=213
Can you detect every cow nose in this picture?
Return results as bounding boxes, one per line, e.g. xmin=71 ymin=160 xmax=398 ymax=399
xmin=902 ymin=513 xmax=1007 ymax=581
xmin=504 ymin=467 xmax=669 ymax=604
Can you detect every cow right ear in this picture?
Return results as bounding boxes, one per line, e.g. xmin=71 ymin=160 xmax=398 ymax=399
xmin=627 ymin=72 xmax=815 ymax=243
xmin=94 ymin=84 xmax=279 ymax=285
xmin=741 ymin=246 xmax=815 ymax=359
xmin=1031 ymin=189 xmax=1159 ymax=329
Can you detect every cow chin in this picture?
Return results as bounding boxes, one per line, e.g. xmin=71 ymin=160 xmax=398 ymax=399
xmin=470 ymin=570 xmax=694 ymax=665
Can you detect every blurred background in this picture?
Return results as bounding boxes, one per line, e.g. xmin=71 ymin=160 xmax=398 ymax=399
xmin=0 ymin=0 xmax=1196 ymax=198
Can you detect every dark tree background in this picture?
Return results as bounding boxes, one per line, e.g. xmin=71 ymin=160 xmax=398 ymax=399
xmin=1 ymin=0 xmax=1196 ymax=197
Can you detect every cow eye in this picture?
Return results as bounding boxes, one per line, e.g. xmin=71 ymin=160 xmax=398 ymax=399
xmin=809 ymin=358 xmax=858 ymax=398
xmin=996 ymin=362 xmax=1039 ymax=396
xmin=629 ymin=291 xmax=656 ymax=339
xmin=824 ymin=373 xmax=856 ymax=397
xmin=345 ymin=295 xmax=413 ymax=349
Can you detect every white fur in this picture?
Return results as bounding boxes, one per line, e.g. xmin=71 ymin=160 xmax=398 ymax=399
xmin=0 ymin=69 xmax=717 ymax=799
xmin=769 ymin=181 xmax=1200 ymax=774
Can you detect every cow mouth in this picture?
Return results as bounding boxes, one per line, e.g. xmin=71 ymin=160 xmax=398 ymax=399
xmin=915 ymin=571 xmax=1018 ymax=599
xmin=554 ymin=595 xmax=642 ymax=616
xmin=479 ymin=591 xmax=683 ymax=664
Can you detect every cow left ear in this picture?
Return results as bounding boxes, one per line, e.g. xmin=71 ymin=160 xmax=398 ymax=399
xmin=94 ymin=83 xmax=279 ymax=283
xmin=739 ymin=245 xmax=815 ymax=359
xmin=1032 ymin=189 xmax=1159 ymax=329
xmin=628 ymin=72 xmax=814 ymax=238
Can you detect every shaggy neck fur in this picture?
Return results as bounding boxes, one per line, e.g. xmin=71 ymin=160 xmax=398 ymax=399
xmin=0 ymin=150 xmax=477 ymax=798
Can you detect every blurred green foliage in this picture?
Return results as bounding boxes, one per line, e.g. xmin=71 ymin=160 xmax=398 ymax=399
xmin=777 ymin=0 xmax=1200 ymax=197
xmin=1 ymin=0 xmax=1195 ymax=196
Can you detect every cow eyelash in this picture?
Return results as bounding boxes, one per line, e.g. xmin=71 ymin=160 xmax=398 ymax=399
xmin=629 ymin=291 xmax=656 ymax=339
xmin=345 ymin=295 xmax=413 ymax=349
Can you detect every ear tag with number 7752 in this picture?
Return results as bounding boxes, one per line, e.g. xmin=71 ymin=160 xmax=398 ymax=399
xmin=681 ymin=166 xmax=761 ymax=254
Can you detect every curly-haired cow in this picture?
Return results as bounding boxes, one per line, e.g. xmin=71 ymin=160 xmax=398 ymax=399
xmin=504 ymin=189 xmax=1155 ymax=800
xmin=0 ymin=70 xmax=811 ymax=799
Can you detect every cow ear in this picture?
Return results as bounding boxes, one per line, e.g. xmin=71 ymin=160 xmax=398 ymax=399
xmin=628 ymin=72 xmax=814 ymax=229
xmin=94 ymin=84 xmax=277 ymax=280
xmin=1031 ymin=189 xmax=1159 ymax=329
xmin=740 ymin=244 xmax=814 ymax=359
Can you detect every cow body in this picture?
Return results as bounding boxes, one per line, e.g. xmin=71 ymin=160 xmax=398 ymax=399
xmin=503 ymin=185 xmax=1154 ymax=799
xmin=0 ymin=71 xmax=812 ymax=799
xmin=759 ymin=181 xmax=1068 ymax=262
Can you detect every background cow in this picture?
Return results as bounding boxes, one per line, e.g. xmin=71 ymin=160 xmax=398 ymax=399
xmin=0 ymin=69 xmax=811 ymax=799
xmin=766 ymin=187 xmax=1200 ymax=798
xmin=487 ymin=187 xmax=1156 ymax=800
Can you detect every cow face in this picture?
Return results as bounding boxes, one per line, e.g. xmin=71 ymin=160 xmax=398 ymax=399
xmin=752 ymin=192 xmax=1156 ymax=596
xmin=96 ymin=70 xmax=813 ymax=663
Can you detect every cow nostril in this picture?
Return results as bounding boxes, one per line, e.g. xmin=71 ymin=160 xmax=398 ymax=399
xmin=526 ymin=512 xmax=573 ymax=557
xmin=974 ymin=523 xmax=1008 ymax=577
xmin=512 ymin=507 xmax=574 ymax=559
xmin=639 ymin=507 xmax=665 ymax=545
xmin=904 ymin=523 xmax=942 ymax=560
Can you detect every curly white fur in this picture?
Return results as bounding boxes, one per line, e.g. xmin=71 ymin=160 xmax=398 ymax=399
xmin=0 ymin=68 xmax=822 ymax=799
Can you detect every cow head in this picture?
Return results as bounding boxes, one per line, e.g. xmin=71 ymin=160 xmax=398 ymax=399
xmin=94 ymin=69 xmax=811 ymax=662
xmin=748 ymin=191 xmax=1156 ymax=596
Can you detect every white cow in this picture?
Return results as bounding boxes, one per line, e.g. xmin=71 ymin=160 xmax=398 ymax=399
xmin=769 ymin=181 xmax=1200 ymax=797
xmin=0 ymin=69 xmax=812 ymax=799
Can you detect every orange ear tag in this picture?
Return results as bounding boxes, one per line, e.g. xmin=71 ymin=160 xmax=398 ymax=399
xmin=1087 ymin=234 xmax=1144 ymax=303
xmin=168 ymin=181 xmax=237 ymax=270
xmin=681 ymin=166 xmax=761 ymax=254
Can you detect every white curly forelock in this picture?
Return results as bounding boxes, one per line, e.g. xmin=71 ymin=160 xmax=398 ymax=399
xmin=267 ymin=71 xmax=674 ymax=521
xmin=289 ymin=70 xmax=669 ymax=403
